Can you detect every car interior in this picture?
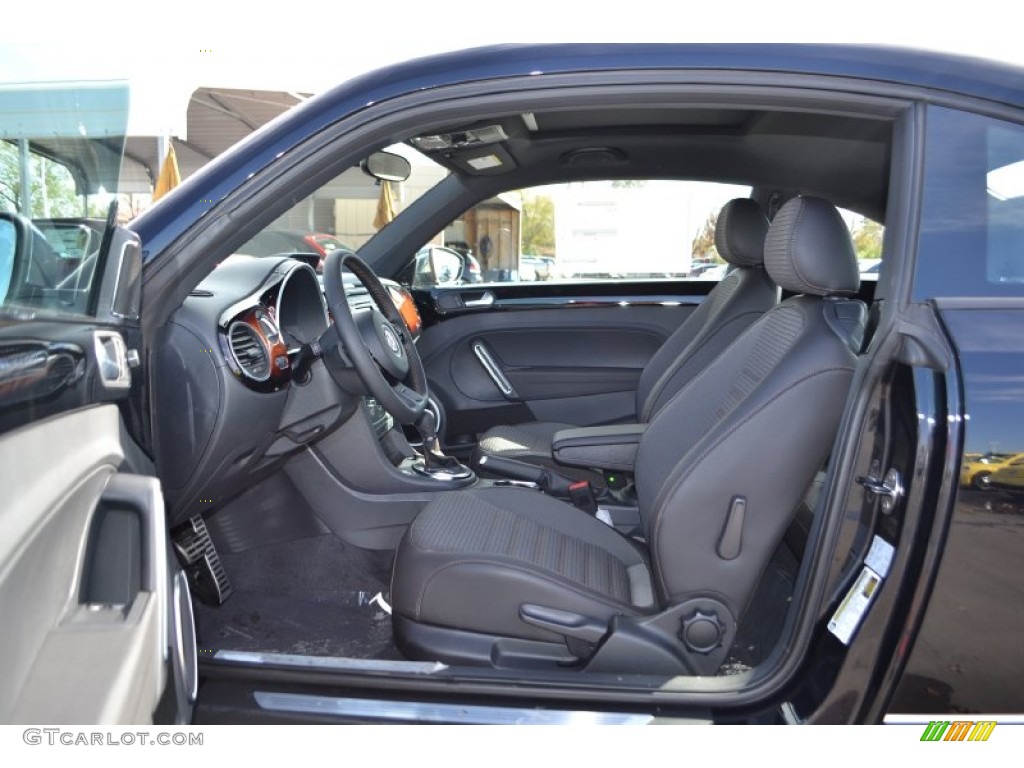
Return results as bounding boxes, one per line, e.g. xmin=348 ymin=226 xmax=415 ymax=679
xmin=153 ymin=96 xmax=893 ymax=685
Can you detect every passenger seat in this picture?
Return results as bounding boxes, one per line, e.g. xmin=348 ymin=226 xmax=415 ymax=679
xmin=472 ymin=197 xmax=778 ymax=476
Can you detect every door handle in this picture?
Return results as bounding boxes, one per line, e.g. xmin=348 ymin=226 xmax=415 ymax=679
xmin=463 ymin=291 xmax=495 ymax=308
xmin=472 ymin=340 xmax=518 ymax=399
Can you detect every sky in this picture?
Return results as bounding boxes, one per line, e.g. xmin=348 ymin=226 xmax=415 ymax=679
xmin=3 ymin=0 xmax=1021 ymax=138
xmin=2 ymin=0 xmax=1022 ymax=95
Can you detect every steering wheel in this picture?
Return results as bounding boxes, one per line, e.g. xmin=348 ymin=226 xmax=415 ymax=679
xmin=322 ymin=249 xmax=428 ymax=425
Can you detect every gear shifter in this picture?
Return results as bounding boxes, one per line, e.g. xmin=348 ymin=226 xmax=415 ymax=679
xmin=413 ymin=409 xmax=473 ymax=480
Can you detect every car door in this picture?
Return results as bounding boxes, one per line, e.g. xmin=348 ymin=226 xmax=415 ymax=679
xmin=405 ymin=180 xmax=750 ymax=453
xmin=0 ymin=83 xmax=191 ymax=724
xmin=0 ymin=211 xmax=190 ymax=723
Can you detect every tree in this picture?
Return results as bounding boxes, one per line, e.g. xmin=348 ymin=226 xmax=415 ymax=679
xmin=691 ymin=211 xmax=720 ymax=262
xmin=851 ymin=218 xmax=884 ymax=261
xmin=0 ymin=141 xmax=85 ymax=217
xmin=521 ymin=192 xmax=555 ymax=256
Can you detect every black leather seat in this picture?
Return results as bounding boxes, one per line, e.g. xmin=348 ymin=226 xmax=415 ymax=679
xmin=391 ymin=196 xmax=866 ymax=674
xmin=471 ymin=198 xmax=776 ymax=476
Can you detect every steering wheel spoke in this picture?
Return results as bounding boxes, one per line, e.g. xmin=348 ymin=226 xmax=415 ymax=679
xmin=322 ymin=250 xmax=429 ymax=425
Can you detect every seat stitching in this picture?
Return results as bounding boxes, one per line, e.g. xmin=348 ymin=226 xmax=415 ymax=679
xmin=642 ymin=309 xmax=766 ymax=421
xmin=786 ymin=200 xmax=833 ymax=296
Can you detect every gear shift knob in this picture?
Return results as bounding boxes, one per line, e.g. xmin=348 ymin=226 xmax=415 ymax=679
xmin=414 ymin=408 xmax=439 ymax=456
xmin=411 ymin=407 xmax=470 ymax=478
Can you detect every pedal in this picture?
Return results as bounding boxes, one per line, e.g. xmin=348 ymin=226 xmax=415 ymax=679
xmin=173 ymin=515 xmax=233 ymax=606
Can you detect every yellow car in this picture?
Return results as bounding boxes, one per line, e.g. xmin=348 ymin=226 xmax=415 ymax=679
xmin=960 ymin=452 xmax=1021 ymax=489
xmin=986 ymin=455 xmax=1024 ymax=495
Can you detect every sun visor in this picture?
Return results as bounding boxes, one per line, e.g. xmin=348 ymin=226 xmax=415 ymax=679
xmin=0 ymin=81 xmax=130 ymax=194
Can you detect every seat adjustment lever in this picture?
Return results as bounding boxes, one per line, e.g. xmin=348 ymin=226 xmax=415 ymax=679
xmin=519 ymin=603 xmax=609 ymax=656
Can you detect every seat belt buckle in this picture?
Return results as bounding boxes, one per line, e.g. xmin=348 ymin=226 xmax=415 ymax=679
xmin=568 ymin=480 xmax=599 ymax=514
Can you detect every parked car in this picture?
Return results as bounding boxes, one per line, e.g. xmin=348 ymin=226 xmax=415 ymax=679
xmin=520 ymin=254 xmax=554 ymax=281
xmin=983 ymin=454 xmax=1024 ymax=495
xmin=4 ymin=44 xmax=1024 ymax=726
xmin=238 ymin=229 xmax=352 ymax=272
xmin=960 ymin=451 xmax=1020 ymax=489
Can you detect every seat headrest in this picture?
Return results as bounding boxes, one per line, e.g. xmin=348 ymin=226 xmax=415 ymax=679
xmin=764 ymin=196 xmax=860 ymax=296
xmin=714 ymin=198 xmax=768 ymax=268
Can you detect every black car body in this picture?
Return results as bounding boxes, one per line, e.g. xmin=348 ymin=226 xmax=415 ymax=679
xmin=2 ymin=44 xmax=1023 ymax=726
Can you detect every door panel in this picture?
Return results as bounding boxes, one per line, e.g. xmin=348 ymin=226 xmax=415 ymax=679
xmin=0 ymin=405 xmax=170 ymax=723
xmin=0 ymin=217 xmax=183 ymax=723
xmin=414 ymin=283 xmax=710 ymax=447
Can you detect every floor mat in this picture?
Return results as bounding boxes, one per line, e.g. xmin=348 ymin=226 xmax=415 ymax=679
xmin=193 ymin=533 xmax=400 ymax=658
xmin=194 ymin=589 xmax=398 ymax=658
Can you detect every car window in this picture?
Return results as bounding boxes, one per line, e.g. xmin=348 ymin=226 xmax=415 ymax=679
xmin=419 ymin=180 xmax=752 ymax=286
xmin=237 ymin=143 xmax=447 ymax=271
xmin=1 ymin=83 xmax=130 ymax=319
xmin=916 ymin=106 xmax=1024 ymax=298
xmin=837 ymin=207 xmax=885 ymax=281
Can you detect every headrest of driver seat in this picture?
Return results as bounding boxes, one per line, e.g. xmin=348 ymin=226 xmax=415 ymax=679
xmin=714 ymin=198 xmax=769 ymax=268
xmin=764 ymin=196 xmax=860 ymax=296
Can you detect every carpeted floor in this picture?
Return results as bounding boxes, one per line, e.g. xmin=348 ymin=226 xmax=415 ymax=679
xmin=193 ymin=534 xmax=401 ymax=658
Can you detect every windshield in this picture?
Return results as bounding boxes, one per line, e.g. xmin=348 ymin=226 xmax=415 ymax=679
xmin=235 ymin=143 xmax=446 ymax=270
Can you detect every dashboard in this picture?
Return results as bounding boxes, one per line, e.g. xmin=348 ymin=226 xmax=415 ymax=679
xmin=153 ymin=254 xmax=421 ymax=524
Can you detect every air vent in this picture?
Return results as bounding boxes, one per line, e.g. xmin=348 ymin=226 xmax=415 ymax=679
xmin=228 ymin=322 xmax=270 ymax=381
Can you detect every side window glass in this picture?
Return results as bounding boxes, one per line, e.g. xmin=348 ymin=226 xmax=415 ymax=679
xmin=424 ymin=180 xmax=751 ymax=286
xmin=986 ymin=146 xmax=1024 ymax=285
xmin=1 ymin=83 xmax=131 ymax=319
xmin=837 ymin=208 xmax=885 ymax=281
xmin=917 ymin=106 xmax=1024 ymax=298
xmin=0 ymin=211 xmax=102 ymax=317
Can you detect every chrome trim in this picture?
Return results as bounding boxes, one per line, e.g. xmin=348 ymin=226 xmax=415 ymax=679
xmin=215 ymin=650 xmax=447 ymax=674
xmin=253 ymin=692 xmax=654 ymax=724
xmin=491 ymin=479 xmax=540 ymax=489
xmin=93 ymin=330 xmax=132 ymax=389
xmin=492 ymin=295 xmax=703 ymax=309
xmin=472 ymin=340 xmax=514 ymax=397
xmin=779 ymin=702 xmax=802 ymax=725
xmin=405 ymin=397 xmax=443 ymax=450
xmin=173 ymin=571 xmax=199 ymax=702
xmin=227 ymin=320 xmax=272 ymax=382
xmin=216 ymin=260 xmax=293 ymax=328
xmin=110 ymin=241 xmax=139 ymax=320
xmin=463 ymin=291 xmax=495 ymax=308
xmin=410 ymin=460 xmax=475 ymax=482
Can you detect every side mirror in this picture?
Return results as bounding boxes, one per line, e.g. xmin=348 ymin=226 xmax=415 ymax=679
xmin=0 ymin=213 xmax=28 ymax=305
xmin=361 ymin=151 xmax=411 ymax=183
xmin=428 ymin=247 xmax=464 ymax=286
xmin=410 ymin=247 xmax=464 ymax=289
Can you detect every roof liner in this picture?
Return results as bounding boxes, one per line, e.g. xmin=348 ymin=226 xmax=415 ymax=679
xmin=414 ymin=106 xmax=893 ymax=220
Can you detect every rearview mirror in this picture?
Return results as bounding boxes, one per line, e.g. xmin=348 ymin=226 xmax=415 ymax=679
xmin=361 ymin=151 xmax=412 ymax=183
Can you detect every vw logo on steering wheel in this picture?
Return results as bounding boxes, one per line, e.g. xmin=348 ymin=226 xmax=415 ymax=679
xmin=382 ymin=325 xmax=401 ymax=356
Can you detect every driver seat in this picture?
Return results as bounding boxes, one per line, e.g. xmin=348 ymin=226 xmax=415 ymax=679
xmin=390 ymin=197 xmax=866 ymax=674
